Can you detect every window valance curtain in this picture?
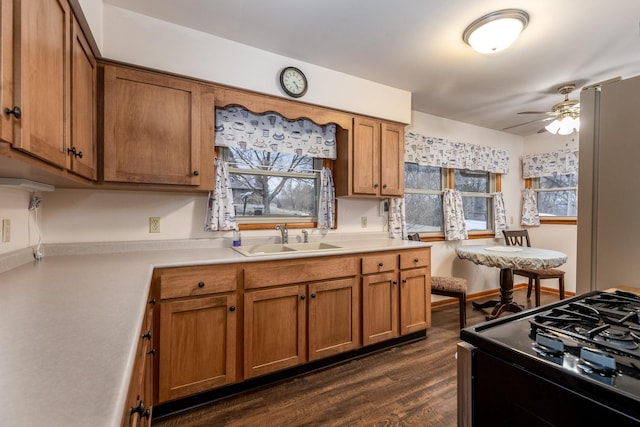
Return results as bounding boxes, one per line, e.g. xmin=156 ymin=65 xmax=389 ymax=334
xmin=405 ymin=132 xmax=510 ymax=174
xmin=522 ymin=148 xmax=579 ymax=179
xmin=215 ymin=106 xmax=337 ymax=159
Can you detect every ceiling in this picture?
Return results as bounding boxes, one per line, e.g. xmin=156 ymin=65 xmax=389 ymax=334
xmin=104 ymin=0 xmax=640 ymax=136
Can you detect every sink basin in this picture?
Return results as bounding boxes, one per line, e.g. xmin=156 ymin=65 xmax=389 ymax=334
xmin=232 ymin=242 xmax=343 ymax=256
xmin=284 ymin=242 xmax=342 ymax=251
xmin=233 ymin=244 xmax=298 ymax=256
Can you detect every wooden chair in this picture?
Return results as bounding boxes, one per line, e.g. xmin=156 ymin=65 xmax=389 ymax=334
xmin=502 ymin=230 xmax=565 ymax=306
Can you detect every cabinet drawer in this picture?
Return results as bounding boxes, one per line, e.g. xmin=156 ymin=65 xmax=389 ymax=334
xmin=244 ymin=256 xmax=358 ymax=289
xmin=158 ymin=265 xmax=238 ymax=299
xmin=362 ymin=252 xmax=397 ymax=274
xmin=399 ymin=248 xmax=430 ymax=270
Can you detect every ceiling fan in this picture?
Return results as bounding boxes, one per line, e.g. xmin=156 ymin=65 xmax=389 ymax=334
xmin=504 ymin=84 xmax=580 ymax=134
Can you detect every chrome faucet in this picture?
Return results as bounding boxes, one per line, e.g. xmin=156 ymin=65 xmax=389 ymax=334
xmin=275 ymin=223 xmax=288 ymax=244
xmin=301 ymin=229 xmax=308 ymax=243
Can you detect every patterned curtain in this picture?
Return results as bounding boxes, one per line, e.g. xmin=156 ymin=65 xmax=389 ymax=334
xmin=388 ymin=197 xmax=407 ymax=240
xmin=521 ymin=188 xmax=540 ymax=226
xmin=443 ymin=189 xmax=467 ymax=241
xmin=205 ymin=159 xmax=237 ymax=231
xmin=405 ymin=132 xmax=510 ymax=174
xmin=522 ymin=148 xmax=579 ymax=178
xmin=493 ymin=192 xmax=508 ymax=238
xmin=317 ymin=167 xmax=335 ymax=229
xmin=215 ymin=106 xmax=337 ymax=159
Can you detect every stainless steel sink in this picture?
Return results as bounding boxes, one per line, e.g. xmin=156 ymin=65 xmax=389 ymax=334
xmin=232 ymin=242 xmax=343 ymax=256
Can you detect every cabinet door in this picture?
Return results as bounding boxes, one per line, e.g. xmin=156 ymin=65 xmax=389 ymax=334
xmin=380 ymin=122 xmax=404 ymax=196
xmin=158 ymin=294 xmax=237 ymax=402
xmin=102 ymin=65 xmax=201 ymax=185
xmin=12 ymin=0 xmax=70 ymax=167
xmin=244 ymin=285 xmax=306 ymax=378
xmin=69 ymin=16 xmax=96 ymax=180
xmin=0 ymin=0 xmax=13 ymax=143
xmin=352 ymin=116 xmax=380 ymax=195
xmin=400 ymin=268 xmax=430 ymax=334
xmin=362 ymin=271 xmax=399 ymax=345
xmin=308 ymin=277 xmax=359 ymax=361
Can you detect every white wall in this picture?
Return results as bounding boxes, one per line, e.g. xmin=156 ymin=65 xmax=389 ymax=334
xmin=77 ymin=0 xmax=104 ymax=52
xmin=0 ymin=188 xmax=40 ymax=255
xmin=101 ymin=4 xmax=411 ymax=124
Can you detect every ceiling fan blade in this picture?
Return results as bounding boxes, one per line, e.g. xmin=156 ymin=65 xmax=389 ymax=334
xmin=502 ymin=116 xmax=554 ymax=130
xmin=518 ymin=111 xmax=555 ymax=115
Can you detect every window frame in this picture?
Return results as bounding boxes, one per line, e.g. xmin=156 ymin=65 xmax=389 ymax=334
xmin=219 ymin=147 xmax=332 ymax=230
xmin=404 ymin=165 xmax=501 ymax=241
xmin=525 ymin=176 xmax=577 ymax=225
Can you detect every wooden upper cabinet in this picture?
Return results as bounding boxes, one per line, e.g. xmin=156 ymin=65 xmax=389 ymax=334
xmin=380 ymin=122 xmax=404 ymax=196
xmin=0 ymin=0 xmax=13 ymax=144
xmin=102 ymin=65 xmax=202 ymax=185
xmin=69 ymin=15 xmax=97 ymax=180
xmin=335 ymin=116 xmax=405 ymax=198
xmin=10 ymin=0 xmax=71 ymax=168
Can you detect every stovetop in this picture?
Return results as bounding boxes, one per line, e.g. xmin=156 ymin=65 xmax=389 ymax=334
xmin=461 ymin=290 xmax=640 ymax=405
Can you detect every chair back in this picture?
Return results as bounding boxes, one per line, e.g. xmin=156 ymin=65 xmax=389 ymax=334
xmin=502 ymin=230 xmax=531 ymax=247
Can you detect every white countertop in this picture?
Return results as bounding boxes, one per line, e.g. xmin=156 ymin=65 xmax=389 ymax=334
xmin=0 ymin=237 xmax=429 ymax=427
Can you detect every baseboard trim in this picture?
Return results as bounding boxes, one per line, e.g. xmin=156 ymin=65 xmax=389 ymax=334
xmin=431 ymin=283 xmax=575 ymax=309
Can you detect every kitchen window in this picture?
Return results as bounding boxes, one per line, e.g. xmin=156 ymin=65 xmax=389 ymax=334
xmin=222 ymin=147 xmax=322 ymax=224
xmin=528 ymin=173 xmax=578 ymax=221
xmin=405 ymin=164 xmax=498 ymax=236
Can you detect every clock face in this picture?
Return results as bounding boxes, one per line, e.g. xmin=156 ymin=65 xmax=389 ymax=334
xmin=280 ymin=67 xmax=307 ymax=98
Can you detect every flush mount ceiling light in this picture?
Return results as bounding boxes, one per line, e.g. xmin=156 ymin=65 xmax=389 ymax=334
xmin=463 ymin=9 xmax=529 ymax=54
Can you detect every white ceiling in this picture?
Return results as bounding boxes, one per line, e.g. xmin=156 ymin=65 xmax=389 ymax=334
xmin=104 ymin=0 xmax=640 ymax=136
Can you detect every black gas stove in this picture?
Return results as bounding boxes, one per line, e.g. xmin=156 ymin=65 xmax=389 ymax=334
xmin=459 ymin=290 xmax=640 ymax=426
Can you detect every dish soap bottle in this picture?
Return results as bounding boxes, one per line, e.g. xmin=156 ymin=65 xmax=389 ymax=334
xmin=233 ymin=230 xmax=242 ymax=247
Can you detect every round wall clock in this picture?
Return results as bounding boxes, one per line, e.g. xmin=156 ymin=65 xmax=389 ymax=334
xmin=279 ymin=66 xmax=308 ymax=98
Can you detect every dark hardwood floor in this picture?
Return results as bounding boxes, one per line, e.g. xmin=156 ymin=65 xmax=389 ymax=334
xmin=153 ymin=288 xmax=559 ymax=427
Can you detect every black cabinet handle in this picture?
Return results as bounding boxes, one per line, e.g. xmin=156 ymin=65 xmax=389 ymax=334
xmin=148 ymin=298 xmax=156 ymax=305
xmin=4 ymin=106 xmax=21 ymax=119
xmin=300 ymin=295 xmax=306 ymax=300
xmin=392 ymin=280 xmax=398 ymax=285
xmin=373 ymin=183 xmax=379 ymax=189
xmin=382 ymin=184 xmax=388 ymax=189
xmin=67 ymin=147 xmax=77 ymax=156
xmin=378 ymin=262 xmax=384 ymax=267
xmin=130 ymin=400 xmax=144 ymax=416
xmin=402 ymin=279 xmax=407 ymax=284
xmin=142 ymin=330 xmax=152 ymax=340
xmin=193 ymin=170 xmax=200 ymax=176
xmin=414 ymin=258 xmax=419 ymax=263
xmin=76 ymin=151 xmax=83 ymax=159
xmin=147 ymin=348 xmax=156 ymax=356
xmin=197 ymin=281 xmax=205 ymax=288
xmin=229 ymin=306 xmax=236 ymax=312
xmin=311 ymin=293 xmax=316 ymax=299
xmin=142 ymin=408 xmax=151 ymax=419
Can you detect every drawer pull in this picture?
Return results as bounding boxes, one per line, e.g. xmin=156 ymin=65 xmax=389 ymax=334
xmin=392 ymin=280 xmax=398 ymax=285
xmin=300 ymin=295 xmax=306 ymax=300
xmin=193 ymin=170 xmax=200 ymax=176
xmin=402 ymin=279 xmax=408 ymax=284
xmin=142 ymin=330 xmax=152 ymax=340
xmin=148 ymin=298 xmax=156 ymax=305
xmin=147 ymin=348 xmax=156 ymax=356
xmin=4 ymin=106 xmax=21 ymax=119
xmin=414 ymin=258 xmax=419 ymax=263
xmin=378 ymin=262 xmax=384 ymax=267
xmin=229 ymin=305 xmax=236 ymax=312
xmin=130 ymin=400 xmax=144 ymax=416
xmin=311 ymin=293 xmax=317 ymax=299
xmin=197 ymin=281 xmax=205 ymax=288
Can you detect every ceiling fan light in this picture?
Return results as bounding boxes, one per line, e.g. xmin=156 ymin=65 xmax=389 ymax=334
xmin=463 ymin=9 xmax=529 ymax=54
xmin=545 ymin=120 xmax=561 ymax=134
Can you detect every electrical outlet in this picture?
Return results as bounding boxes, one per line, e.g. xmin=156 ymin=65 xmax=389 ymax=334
xmin=149 ymin=217 xmax=160 ymax=233
xmin=2 ymin=219 xmax=10 ymax=243
xmin=360 ymin=216 xmax=367 ymax=228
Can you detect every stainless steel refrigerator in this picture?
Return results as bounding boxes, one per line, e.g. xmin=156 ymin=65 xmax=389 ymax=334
xmin=577 ymin=75 xmax=640 ymax=293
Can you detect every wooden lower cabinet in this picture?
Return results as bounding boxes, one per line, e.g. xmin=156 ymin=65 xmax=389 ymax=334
xmin=244 ymin=285 xmax=306 ymax=378
xmin=400 ymin=268 xmax=430 ymax=334
xmin=158 ymin=294 xmax=237 ymax=402
xmin=122 ymin=295 xmax=155 ymax=427
xmin=308 ymin=277 xmax=359 ymax=361
xmin=362 ymin=271 xmax=399 ymax=345
xmin=362 ymin=248 xmax=431 ymax=346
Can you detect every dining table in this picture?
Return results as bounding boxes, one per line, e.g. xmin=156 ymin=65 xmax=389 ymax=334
xmin=455 ymin=244 xmax=568 ymax=320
